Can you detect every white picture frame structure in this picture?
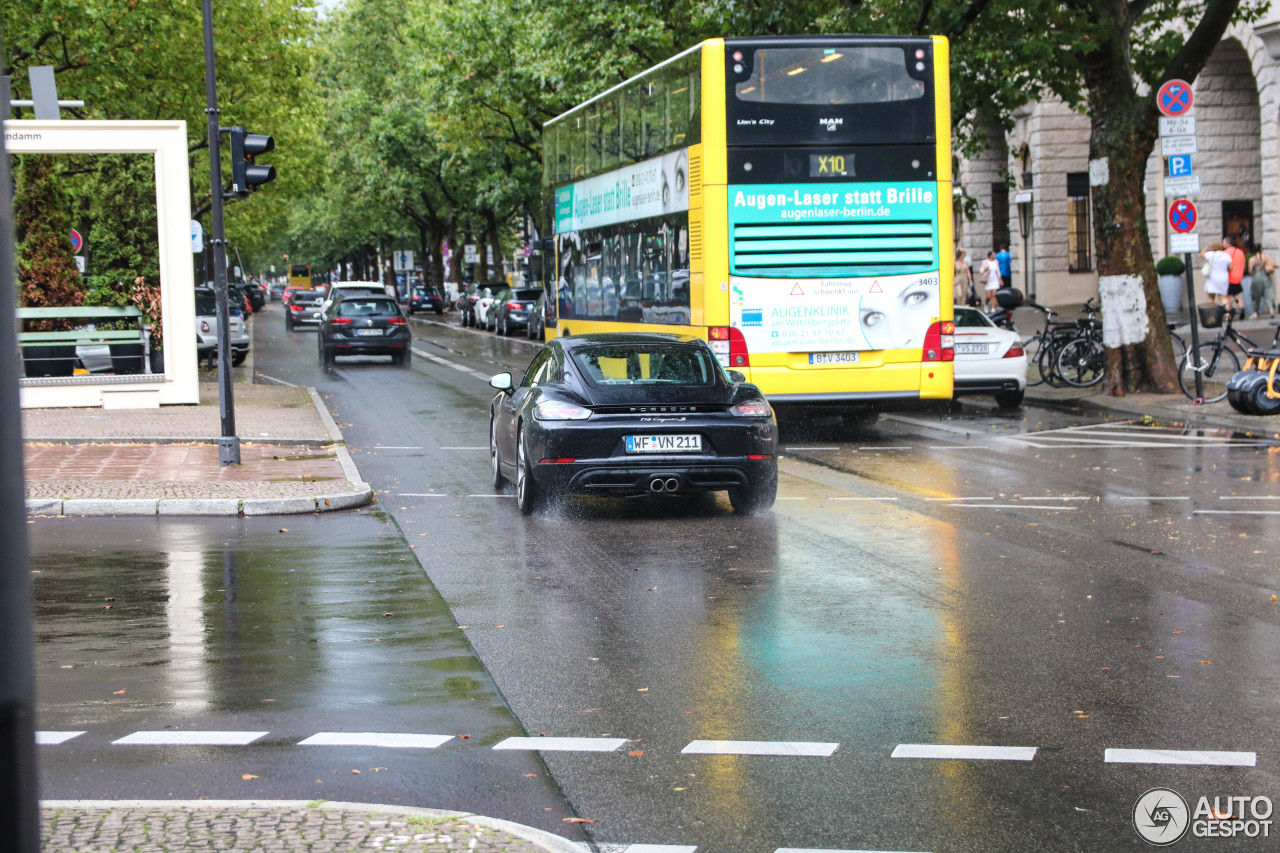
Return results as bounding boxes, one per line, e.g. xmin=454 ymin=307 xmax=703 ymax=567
xmin=5 ymin=120 xmax=199 ymax=407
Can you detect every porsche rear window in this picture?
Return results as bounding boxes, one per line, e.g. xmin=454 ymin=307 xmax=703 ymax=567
xmin=572 ymin=346 xmax=716 ymax=386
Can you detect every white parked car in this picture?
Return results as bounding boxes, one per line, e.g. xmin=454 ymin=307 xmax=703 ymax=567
xmin=195 ymin=287 xmax=250 ymax=366
xmin=951 ymin=306 xmax=1026 ymax=409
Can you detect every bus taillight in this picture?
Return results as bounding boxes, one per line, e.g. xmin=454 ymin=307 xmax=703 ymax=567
xmin=709 ymin=327 xmax=751 ymax=368
xmin=922 ymin=321 xmax=955 ymax=362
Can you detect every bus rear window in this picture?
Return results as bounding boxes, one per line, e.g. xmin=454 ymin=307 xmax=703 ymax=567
xmin=735 ymin=47 xmax=925 ymax=106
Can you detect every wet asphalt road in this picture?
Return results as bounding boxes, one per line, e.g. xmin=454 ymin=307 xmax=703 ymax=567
xmin=31 ymin=303 xmax=1280 ymax=852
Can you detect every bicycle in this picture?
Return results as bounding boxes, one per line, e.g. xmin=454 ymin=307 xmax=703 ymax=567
xmin=1054 ymin=299 xmax=1106 ymax=387
xmin=1019 ymin=301 xmax=1093 ymax=387
xmin=1178 ymin=305 xmax=1259 ymax=402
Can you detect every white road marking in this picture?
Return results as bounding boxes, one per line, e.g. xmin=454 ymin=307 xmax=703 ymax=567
xmin=924 ymin=497 xmax=993 ymax=501
xmin=441 ymin=446 xmax=488 ymax=450
xmin=297 ymin=732 xmax=453 ymax=749
xmin=829 ymin=497 xmax=899 ymax=501
xmin=493 ymin=737 xmax=627 ymax=752
xmin=1104 ymin=749 xmax=1256 ymax=766
xmin=945 ymin=504 xmax=1077 ymax=511
xmin=892 ymin=744 xmax=1037 ymax=761
xmin=113 ymin=731 xmax=268 ymax=746
xmin=1193 ymin=510 xmax=1280 ymax=516
xmin=859 ymin=446 xmax=911 ymax=451
xmin=255 ymin=372 xmax=298 ymax=387
xmin=411 ymin=347 xmax=490 ymax=379
xmin=681 ymin=740 xmax=838 ymax=757
xmin=1116 ymin=496 xmax=1189 ymax=501
xmin=36 ymin=731 xmax=85 ymax=745
xmin=786 ymin=446 xmax=840 ymax=451
xmin=1019 ymin=496 xmax=1091 ymax=501
xmin=1220 ymin=495 xmax=1280 ymax=500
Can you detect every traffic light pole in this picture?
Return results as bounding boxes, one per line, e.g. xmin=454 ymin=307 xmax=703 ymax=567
xmin=202 ymin=0 xmax=240 ymax=465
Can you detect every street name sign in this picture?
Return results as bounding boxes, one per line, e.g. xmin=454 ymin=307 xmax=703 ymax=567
xmin=1170 ymin=232 xmax=1200 ymax=254
xmin=1162 ymin=135 xmax=1197 ymax=156
xmin=1164 ymin=175 xmax=1201 ymax=197
xmin=1159 ymin=116 xmax=1196 ymax=137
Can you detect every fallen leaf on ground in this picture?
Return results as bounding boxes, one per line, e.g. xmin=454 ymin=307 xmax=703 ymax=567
xmin=278 ymin=529 xmax=288 ymax=533
xmin=351 ymin=769 xmax=361 ymax=774
xmin=524 ymin=773 xmax=538 ymax=777
xmin=637 ymin=687 xmax=648 ymax=692
xmin=579 ymin=708 xmax=603 ymax=713
xmin=242 ymin=774 xmax=259 ymax=780
xmin=494 ymin=625 xmax=505 ymax=628
xmin=646 ymin=586 xmax=658 ymax=591
xmin=629 ymin=750 xmax=644 ymax=757
xmin=564 ymin=817 xmax=597 ymax=824
xmin=113 ymin=689 xmax=126 ymax=695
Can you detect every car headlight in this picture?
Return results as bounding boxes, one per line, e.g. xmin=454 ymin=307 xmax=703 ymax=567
xmin=534 ymin=400 xmax=592 ymax=421
xmin=729 ymin=398 xmax=771 ymax=418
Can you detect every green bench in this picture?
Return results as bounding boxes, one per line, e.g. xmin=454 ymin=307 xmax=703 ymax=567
xmin=16 ymin=306 xmax=149 ymax=378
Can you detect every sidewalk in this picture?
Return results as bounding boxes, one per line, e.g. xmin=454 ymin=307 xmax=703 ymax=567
xmin=40 ymin=800 xmax=581 ymax=853
xmin=1013 ymin=303 xmax=1280 ymax=436
xmin=22 ymin=382 xmax=372 ymax=517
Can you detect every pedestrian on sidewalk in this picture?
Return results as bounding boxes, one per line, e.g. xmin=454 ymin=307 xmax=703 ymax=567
xmin=1224 ymin=235 xmax=1247 ymax=317
xmin=1201 ymin=240 xmax=1231 ymax=308
xmin=1248 ymin=242 xmax=1275 ymax=318
xmin=995 ymin=244 xmax=1012 ymax=288
xmin=954 ymin=248 xmax=972 ymax=308
xmin=980 ymin=249 xmax=1001 ymax=310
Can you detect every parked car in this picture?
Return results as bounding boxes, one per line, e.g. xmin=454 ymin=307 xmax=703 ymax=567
xmin=951 ymin=306 xmax=1026 ymax=409
xmin=269 ymin=281 xmax=287 ymax=301
xmin=243 ymin=281 xmax=266 ymax=312
xmin=457 ymin=283 xmax=481 ymax=326
xmin=491 ymin=287 xmax=544 ymax=336
xmin=408 ymin=286 xmax=445 ymax=315
xmin=474 ymin=285 xmax=501 ymax=330
xmin=194 ymin=287 xmax=250 ymax=366
xmin=527 ymin=292 xmax=548 ymax=340
xmin=488 ymin=333 xmax=778 ymax=515
xmin=317 ymin=293 xmax=412 ymax=367
xmin=284 ymin=289 xmax=325 ymax=330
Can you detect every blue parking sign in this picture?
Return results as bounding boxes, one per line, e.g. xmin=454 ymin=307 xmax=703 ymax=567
xmin=1168 ymin=154 xmax=1193 ymax=177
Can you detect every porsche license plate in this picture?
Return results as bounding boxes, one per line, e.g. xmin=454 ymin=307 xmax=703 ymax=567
xmin=625 ymin=434 xmax=701 ymax=453
xmin=809 ymin=351 xmax=860 ymax=364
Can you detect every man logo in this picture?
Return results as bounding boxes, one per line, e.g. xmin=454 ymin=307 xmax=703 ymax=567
xmin=1134 ymin=788 xmax=1190 ymax=846
xmin=819 ymin=117 xmax=843 ymax=132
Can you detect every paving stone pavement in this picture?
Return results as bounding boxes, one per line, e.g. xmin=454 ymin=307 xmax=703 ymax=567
xmin=22 ymin=383 xmax=372 ymax=516
xmin=40 ymin=802 xmax=580 ymax=853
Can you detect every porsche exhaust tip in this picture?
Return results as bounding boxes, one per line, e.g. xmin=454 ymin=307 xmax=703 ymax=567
xmin=650 ymin=477 xmax=680 ymax=493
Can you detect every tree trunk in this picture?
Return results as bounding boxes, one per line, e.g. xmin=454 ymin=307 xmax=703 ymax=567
xmin=1082 ymin=4 xmax=1179 ymax=395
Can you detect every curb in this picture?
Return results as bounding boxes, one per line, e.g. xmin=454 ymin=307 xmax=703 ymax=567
xmin=26 ymin=389 xmax=374 ymax=518
xmin=39 ymin=800 xmax=581 ymax=853
xmin=1022 ymin=389 xmax=1278 ymax=431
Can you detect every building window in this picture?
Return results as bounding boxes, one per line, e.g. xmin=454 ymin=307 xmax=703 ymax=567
xmin=1222 ymin=201 xmax=1253 ymax=248
xmin=991 ymin=183 xmax=1010 ymax=251
xmin=1066 ymin=172 xmax=1091 ymax=272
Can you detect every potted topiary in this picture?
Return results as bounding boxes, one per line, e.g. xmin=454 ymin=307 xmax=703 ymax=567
xmin=1155 ymin=255 xmax=1186 ymax=315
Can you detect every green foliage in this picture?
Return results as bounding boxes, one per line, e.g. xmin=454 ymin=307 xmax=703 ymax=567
xmin=1155 ymin=256 xmax=1186 ymax=276
xmin=14 ymin=155 xmax=84 ymax=326
xmin=83 ymin=155 xmax=159 ymax=305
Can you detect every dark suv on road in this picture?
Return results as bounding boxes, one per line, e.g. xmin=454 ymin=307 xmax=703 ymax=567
xmin=490 ymin=287 xmax=544 ymax=336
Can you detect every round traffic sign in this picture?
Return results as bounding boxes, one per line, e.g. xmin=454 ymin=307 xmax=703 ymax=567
xmin=70 ymin=228 xmax=83 ymax=253
xmin=1169 ymin=199 xmax=1197 ymax=234
xmin=1157 ymin=79 xmax=1193 ymax=118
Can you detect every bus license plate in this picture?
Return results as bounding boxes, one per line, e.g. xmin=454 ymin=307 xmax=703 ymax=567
xmin=355 ymin=328 xmax=383 ymax=336
xmin=809 ymin=351 xmax=860 ymax=365
xmin=625 ymin=434 xmax=700 ymax=453
xmin=954 ymin=343 xmax=989 ymax=354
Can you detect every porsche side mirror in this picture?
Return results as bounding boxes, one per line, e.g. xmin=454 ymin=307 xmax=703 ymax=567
xmin=489 ymin=372 xmax=513 ymax=392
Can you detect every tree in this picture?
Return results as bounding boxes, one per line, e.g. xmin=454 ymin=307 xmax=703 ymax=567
xmin=14 ymin=154 xmax=84 ymax=326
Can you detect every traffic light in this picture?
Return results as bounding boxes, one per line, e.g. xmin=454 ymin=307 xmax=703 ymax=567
xmin=227 ymin=126 xmax=275 ymax=197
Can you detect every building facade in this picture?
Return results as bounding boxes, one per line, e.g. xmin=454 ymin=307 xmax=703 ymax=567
xmin=955 ymin=17 xmax=1280 ymax=310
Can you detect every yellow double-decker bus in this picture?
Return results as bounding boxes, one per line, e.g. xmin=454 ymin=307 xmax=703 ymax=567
xmin=541 ymin=36 xmax=954 ymax=412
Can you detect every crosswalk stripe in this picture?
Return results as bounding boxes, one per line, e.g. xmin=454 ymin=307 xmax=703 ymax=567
xmin=682 ymin=740 xmax=838 ymax=757
xmin=891 ymin=744 xmax=1036 ymax=761
xmin=36 ymin=731 xmax=85 ymax=745
xmin=297 ymin=732 xmax=453 ymax=749
xmin=493 ymin=736 xmax=628 ymax=752
xmin=113 ymin=731 xmax=268 ymax=746
xmin=1104 ymin=748 xmax=1256 ymax=766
